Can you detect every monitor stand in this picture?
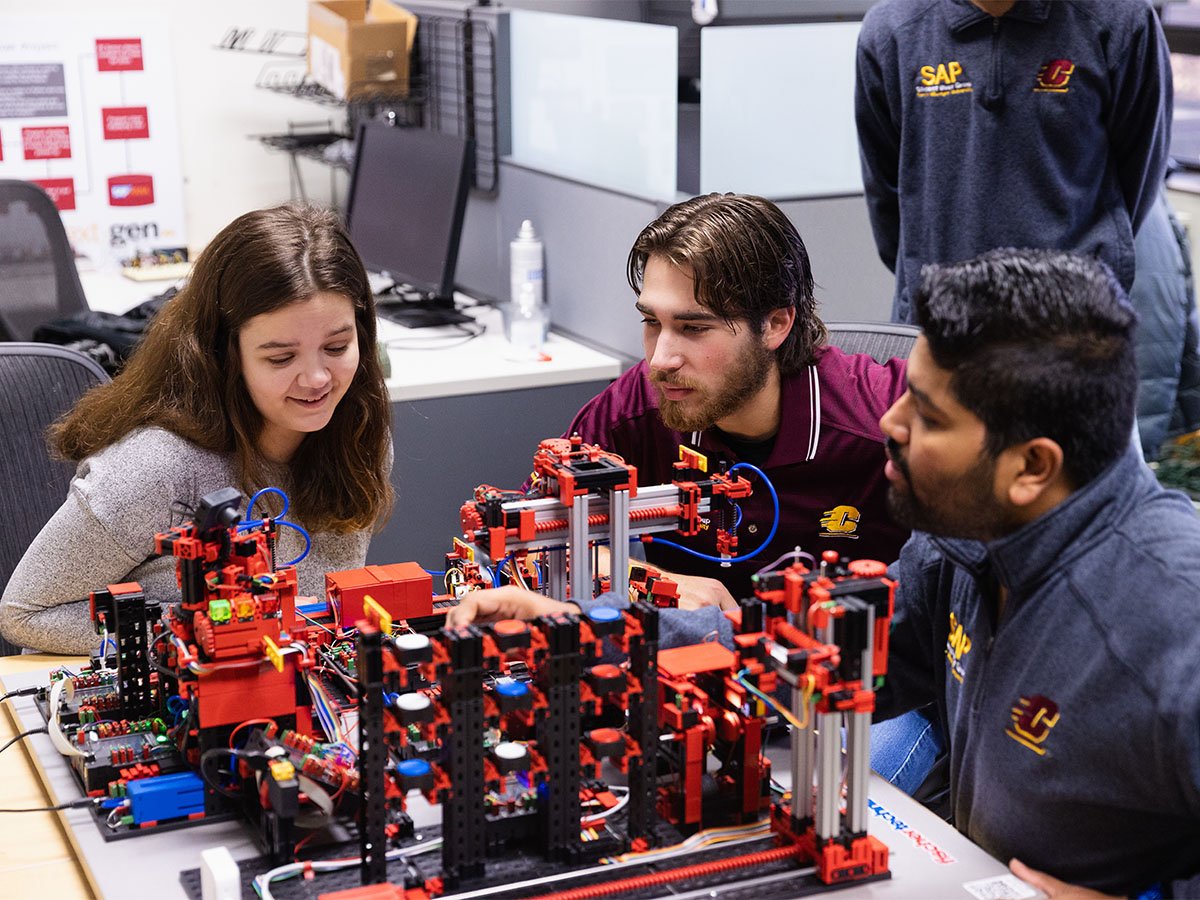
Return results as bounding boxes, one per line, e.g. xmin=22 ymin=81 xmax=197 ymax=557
xmin=374 ymin=282 xmax=474 ymax=329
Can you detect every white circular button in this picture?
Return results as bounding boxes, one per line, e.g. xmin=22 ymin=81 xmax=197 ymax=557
xmin=493 ymin=741 xmax=528 ymax=761
xmin=396 ymin=692 xmax=432 ymax=712
xmin=395 ymin=633 xmax=431 ymax=651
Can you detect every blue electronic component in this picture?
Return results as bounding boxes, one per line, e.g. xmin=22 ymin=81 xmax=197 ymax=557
xmin=296 ymin=601 xmax=328 ymax=617
xmin=395 ymin=757 xmax=434 ymax=792
xmin=397 ymin=759 xmax=431 ymax=778
xmin=126 ymin=771 xmax=206 ymax=824
xmin=495 ymin=679 xmax=528 ymax=698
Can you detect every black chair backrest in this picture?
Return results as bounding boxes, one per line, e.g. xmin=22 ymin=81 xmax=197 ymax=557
xmin=824 ymin=321 xmax=920 ymax=363
xmin=0 ymin=180 xmax=89 ymax=342
xmin=0 ymin=343 xmax=109 ymax=655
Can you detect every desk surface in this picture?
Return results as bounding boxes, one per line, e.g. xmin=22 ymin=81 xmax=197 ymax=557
xmin=77 ymin=270 xmax=623 ymax=404
xmin=0 ymin=655 xmax=92 ymax=900
xmin=0 ymin=657 xmax=1036 ymax=900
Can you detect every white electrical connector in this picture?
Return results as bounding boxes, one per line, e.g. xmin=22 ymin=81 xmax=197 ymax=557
xmin=46 ymin=678 xmax=88 ymax=759
xmin=200 ymin=845 xmax=241 ymax=900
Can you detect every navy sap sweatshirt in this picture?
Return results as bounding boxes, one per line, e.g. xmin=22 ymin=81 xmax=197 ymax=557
xmin=855 ymin=0 xmax=1172 ymax=322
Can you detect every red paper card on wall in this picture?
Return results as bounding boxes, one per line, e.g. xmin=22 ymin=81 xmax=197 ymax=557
xmin=96 ymin=38 xmax=144 ymax=72
xmin=31 ymin=178 xmax=76 ymax=211
xmin=102 ymin=106 xmax=150 ymax=140
xmin=107 ymin=174 xmax=154 ymax=206
xmin=22 ymin=126 xmax=71 ymax=160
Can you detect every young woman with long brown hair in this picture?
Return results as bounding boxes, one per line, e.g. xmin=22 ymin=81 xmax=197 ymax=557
xmin=0 ymin=202 xmax=393 ymax=653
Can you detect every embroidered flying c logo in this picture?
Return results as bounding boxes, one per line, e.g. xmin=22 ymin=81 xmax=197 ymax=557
xmin=1034 ymin=59 xmax=1075 ymax=93
xmin=819 ymin=504 xmax=860 ymax=538
xmin=1006 ymin=694 xmax=1060 ymax=756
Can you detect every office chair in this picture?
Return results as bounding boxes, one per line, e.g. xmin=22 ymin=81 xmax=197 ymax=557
xmin=0 ymin=343 xmax=109 ymax=655
xmin=824 ymin=321 xmax=920 ymax=363
xmin=0 ymin=180 xmax=89 ymax=342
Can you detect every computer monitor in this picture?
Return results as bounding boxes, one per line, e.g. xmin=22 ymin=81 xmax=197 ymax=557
xmin=345 ymin=121 xmax=475 ymax=328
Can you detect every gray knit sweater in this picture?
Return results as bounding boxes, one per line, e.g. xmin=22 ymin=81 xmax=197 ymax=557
xmin=0 ymin=427 xmax=372 ymax=654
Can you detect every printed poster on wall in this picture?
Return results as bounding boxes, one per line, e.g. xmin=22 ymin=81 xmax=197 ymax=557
xmin=0 ymin=15 xmax=186 ymax=269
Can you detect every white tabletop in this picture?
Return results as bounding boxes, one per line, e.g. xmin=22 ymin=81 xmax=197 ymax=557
xmin=78 ymin=267 xmax=166 ymax=315
xmin=378 ymin=304 xmax=621 ymax=402
xmin=77 ymin=269 xmax=622 ymax=403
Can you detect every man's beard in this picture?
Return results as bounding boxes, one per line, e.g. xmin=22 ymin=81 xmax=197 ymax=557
xmin=885 ymin=438 xmax=1014 ymax=542
xmin=652 ymin=339 xmax=773 ymax=433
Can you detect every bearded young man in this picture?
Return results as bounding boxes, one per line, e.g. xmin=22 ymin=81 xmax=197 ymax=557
xmin=560 ymin=193 xmax=909 ymax=633
xmin=448 ymin=194 xmax=909 ymax=649
xmin=878 ymin=249 xmax=1200 ymax=899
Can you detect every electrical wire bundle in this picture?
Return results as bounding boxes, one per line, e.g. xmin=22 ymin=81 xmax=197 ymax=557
xmin=605 ymin=819 xmax=773 ymax=866
xmin=733 ymin=667 xmax=817 ymax=731
xmin=579 ymin=785 xmax=630 ymax=839
xmin=646 ymin=462 xmax=781 ymax=564
xmin=238 ymin=486 xmax=313 ymax=567
xmin=252 ymin=837 xmax=444 ymax=899
xmin=306 ymin=671 xmax=354 ymax=749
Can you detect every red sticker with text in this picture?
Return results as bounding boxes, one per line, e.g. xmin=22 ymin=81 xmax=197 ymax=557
xmin=22 ymin=126 xmax=71 ymax=160
xmin=108 ymin=174 xmax=155 ymax=206
xmin=31 ymin=178 xmax=76 ymax=211
xmin=96 ymin=39 xmax=144 ymax=72
xmin=102 ymin=106 xmax=149 ymax=140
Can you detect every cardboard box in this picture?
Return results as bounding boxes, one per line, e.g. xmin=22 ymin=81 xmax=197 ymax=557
xmin=308 ymin=0 xmax=416 ymax=101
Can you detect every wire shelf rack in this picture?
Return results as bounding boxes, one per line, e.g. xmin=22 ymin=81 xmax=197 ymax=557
xmin=249 ymin=13 xmax=498 ymax=194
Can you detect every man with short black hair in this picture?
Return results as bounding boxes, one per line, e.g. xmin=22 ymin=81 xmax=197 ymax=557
xmin=878 ymin=248 xmax=1200 ymax=897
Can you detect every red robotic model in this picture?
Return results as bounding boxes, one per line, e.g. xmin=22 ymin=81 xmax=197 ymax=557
xmin=348 ymin=592 xmax=661 ymax=893
xmin=58 ymin=438 xmax=899 ymax=899
xmin=457 ymin=437 xmax=751 ymax=607
xmin=754 ymin=551 xmax=895 ymax=884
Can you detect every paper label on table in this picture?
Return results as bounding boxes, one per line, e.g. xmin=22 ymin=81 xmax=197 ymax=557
xmin=868 ymin=797 xmax=956 ymax=865
xmin=962 ymin=874 xmax=1038 ymax=900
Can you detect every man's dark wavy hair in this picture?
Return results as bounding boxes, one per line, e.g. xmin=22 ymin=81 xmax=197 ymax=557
xmin=626 ymin=193 xmax=825 ymax=375
xmin=915 ymin=248 xmax=1137 ymax=489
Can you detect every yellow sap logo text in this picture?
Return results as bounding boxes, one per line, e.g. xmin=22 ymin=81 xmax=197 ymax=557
xmin=916 ymin=61 xmax=973 ymax=98
xmin=947 ymin=611 xmax=971 ymax=657
xmin=945 ymin=611 xmax=972 ymax=682
xmin=919 ymin=61 xmax=963 ymax=86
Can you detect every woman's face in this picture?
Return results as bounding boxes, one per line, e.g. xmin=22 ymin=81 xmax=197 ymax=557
xmin=237 ymin=291 xmax=360 ymax=463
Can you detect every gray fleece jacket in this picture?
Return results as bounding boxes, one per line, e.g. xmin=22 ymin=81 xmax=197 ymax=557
xmin=879 ymin=446 xmax=1200 ymax=896
xmin=0 ymin=427 xmax=371 ymax=655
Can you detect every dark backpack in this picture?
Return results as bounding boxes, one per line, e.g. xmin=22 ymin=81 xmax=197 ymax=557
xmin=33 ymin=286 xmax=177 ymax=375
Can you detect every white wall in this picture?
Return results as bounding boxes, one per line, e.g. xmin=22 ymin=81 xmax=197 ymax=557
xmin=5 ymin=0 xmax=339 ymax=251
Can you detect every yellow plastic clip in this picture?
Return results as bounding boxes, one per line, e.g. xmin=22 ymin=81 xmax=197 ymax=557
xmin=363 ymin=594 xmax=393 ymax=635
xmin=678 ymin=445 xmax=708 ymax=473
xmin=452 ymin=537 xmax=476 ymax=562
xmin=263 ymin=635 xmax=284 ymax=673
